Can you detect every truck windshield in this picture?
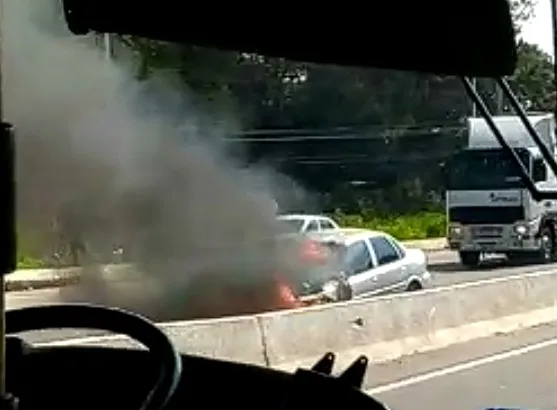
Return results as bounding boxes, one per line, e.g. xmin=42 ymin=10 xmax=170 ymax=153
xmin=447 ymin=148 xmax=531 ymax=191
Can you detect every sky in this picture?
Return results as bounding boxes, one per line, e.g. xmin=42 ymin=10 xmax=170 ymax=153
xmin=521 ymin=0 xmax=554 ymax=58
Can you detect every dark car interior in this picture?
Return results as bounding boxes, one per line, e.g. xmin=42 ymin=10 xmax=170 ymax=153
xmin=1 ymin=1 xmax=527 ymax=410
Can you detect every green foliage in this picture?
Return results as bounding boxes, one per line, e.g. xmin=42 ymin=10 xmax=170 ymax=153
xmin=333 ymin=210 xmax=446 ymax=240
xmin=509 ymin=40 xmax=556 ymax=112
xmin=509 ymin=0 xmax=536 ymax=34
xmin=17 ymin=255 xmax=45 ymax=269
xmin=113 ymin=0 xmax=544 ymax=130
xmin=17 ymin=229 xmax=46 ymax=269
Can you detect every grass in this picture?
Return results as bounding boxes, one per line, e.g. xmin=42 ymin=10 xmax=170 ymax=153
xmin=17 ymin=255 xmax=46 ymax=270
xmin=333 ymin=210 xmax=446 ymax=240
xmin=17 ymin=229 xmax=47 ymax=270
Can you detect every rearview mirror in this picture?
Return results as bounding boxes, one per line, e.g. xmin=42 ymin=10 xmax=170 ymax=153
xmin=533 ymin=159 xmax=547 ymax=182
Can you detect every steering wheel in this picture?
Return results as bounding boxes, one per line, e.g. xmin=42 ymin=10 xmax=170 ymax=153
xmin=6 ymin=304 xmax=182 ymax=410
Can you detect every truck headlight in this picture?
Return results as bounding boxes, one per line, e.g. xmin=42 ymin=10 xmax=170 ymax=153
xmin=513 ymin=223 xmax=528 ymax=235
xmin=448 ymin=224 xmax=463 ymax=238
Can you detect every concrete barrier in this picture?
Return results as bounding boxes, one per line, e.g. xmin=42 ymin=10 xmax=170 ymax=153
xmin=42 ymin=269 xmax=557 ymax=373
xmin=258 ymin=269 xmax=557 ymax=372
xmin=47 ymin=315 xmax=267 ymax=366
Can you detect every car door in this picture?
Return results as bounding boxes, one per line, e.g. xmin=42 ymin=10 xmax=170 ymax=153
xmin=342 ymin=240 xmax=377 ymax=297
xmin=367 ymin=235 xmax=405 ymax=292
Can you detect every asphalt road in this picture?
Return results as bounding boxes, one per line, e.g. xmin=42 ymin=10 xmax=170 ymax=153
xmin=6 ymin=249 xmax=557 ymax=344
xmin=426 ymin=249 xmax=557 ymax=287
xmin=366 ymin=321 xmax=557 ymax=410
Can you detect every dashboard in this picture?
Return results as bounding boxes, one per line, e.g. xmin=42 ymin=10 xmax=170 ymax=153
xmin=6 ymin=338 xmax=385 ymax=410
xmin=7 ymin=342 xmax=292 ymax=410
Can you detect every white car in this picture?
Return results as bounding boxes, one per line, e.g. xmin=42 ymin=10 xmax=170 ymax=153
xmin=276 ymin=214 xmax=340 ymax=234
xmin=308 ymin=228 xmax=431 ymax=301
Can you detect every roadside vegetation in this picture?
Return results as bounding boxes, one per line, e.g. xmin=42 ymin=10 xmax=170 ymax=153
xmin=16 ymin=210 xmax=446 ymax=270
xmin=333 ymin=210 xmax=445 ymax=240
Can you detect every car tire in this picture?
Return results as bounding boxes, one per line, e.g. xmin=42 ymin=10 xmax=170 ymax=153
xmin=406 ymin=280 xmax=422 ymax=292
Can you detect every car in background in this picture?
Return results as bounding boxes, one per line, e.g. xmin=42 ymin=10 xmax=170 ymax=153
xmin=276 ymin=213 xmax=340 ymax=234
xmin=301 ymin=228 xmax=431 ymax=303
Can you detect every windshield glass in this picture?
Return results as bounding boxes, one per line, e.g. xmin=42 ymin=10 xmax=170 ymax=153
xmin=447 ymin=148 xmax=531 ymax=190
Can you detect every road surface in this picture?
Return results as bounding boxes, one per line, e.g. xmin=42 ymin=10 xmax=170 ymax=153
xmin=366 ymin=321 xmax=557 ymax=410
xmin=6 ymin=249 xmax=557 ymax=343
xmin=426 ymin=249 xmax=557 ymax=287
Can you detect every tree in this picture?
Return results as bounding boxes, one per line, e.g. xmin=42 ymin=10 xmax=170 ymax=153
xmin=116 ymin=0 xmax=543 ymax=130
xmin=509 ymin=0 xmax=537 ymax=34
xmin=509 ymin=40 xmax=556 ymax=112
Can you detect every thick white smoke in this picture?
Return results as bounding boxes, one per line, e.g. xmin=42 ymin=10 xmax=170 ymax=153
xmin=5 ymin=0 xmax=314 ymax=319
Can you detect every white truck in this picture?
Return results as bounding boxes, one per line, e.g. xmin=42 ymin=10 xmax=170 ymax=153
xmin=445 ymin=114 xmax=557 ymax=268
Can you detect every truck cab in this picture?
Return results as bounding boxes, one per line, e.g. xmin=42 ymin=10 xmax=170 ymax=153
xmin=445 ymin=114 xmax=557 ymax=268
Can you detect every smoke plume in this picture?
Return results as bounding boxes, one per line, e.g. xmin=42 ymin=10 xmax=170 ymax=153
xmin=5 ymin=0 xmax=313 ymax=319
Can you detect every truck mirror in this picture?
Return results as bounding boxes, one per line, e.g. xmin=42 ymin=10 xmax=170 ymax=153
xmin=533 ymin=159 xmax=547 ymax=182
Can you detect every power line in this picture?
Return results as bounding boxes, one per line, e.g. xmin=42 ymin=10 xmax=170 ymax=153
xmin=227 ymin=127 xmax=465 ymax=143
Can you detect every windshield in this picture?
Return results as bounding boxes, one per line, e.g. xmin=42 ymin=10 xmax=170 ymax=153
xmin=6 ymin=2 xmax=557 ymax=402
xmin=447 ymin=148 xmax=531 ymax=190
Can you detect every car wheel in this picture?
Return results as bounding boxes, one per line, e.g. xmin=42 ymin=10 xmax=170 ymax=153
xmin=406 ymin=280 xmax=422 ymax=292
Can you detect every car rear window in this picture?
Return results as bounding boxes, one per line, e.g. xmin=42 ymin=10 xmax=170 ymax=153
xmin=277 ymin=218 xmax=305 ymax=233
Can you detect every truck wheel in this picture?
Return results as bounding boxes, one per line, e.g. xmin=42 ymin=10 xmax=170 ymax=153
xmin=459 ymin=251 xmax=480 ymax=268
xmin=538 ymin=226 xmax=555 ymax=263
xmin=506 ymin=252 xmax=528 ymax=264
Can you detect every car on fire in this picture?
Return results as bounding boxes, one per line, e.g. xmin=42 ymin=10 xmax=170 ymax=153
xmin=297 ymin=228 xmax=432 ymax=303
xmin=182 ymin=228 xmax=432 ymax=317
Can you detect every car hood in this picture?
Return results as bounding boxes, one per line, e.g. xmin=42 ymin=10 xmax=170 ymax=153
xmin=285 ymin=263 xmax=344 ymax=297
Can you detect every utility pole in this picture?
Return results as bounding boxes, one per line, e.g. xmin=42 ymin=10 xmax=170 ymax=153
xmin=103 ymin=33 xmax=112 ymax=62
xmin=471 ymin=78 xmax=477 ymax=116
xmin=95 ymin=33 xmax=112 ymax=61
